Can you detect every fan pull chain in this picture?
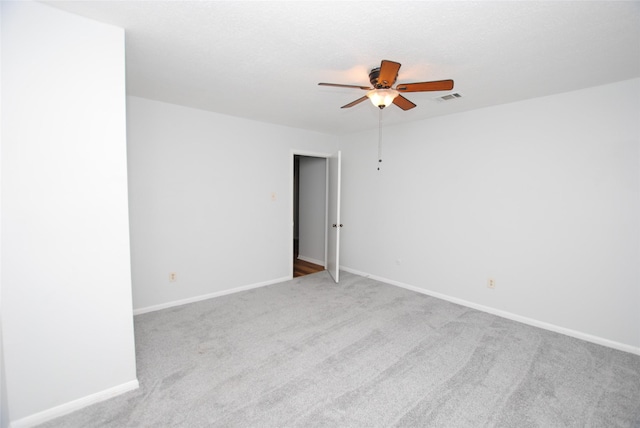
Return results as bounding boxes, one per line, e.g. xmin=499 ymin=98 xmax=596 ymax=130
xmin=377 ymin=108 xmax=382 ymax=171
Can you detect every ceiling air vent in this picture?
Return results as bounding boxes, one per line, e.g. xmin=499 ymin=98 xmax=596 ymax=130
xmin=437 ymin=93 xmax=462 ymax=101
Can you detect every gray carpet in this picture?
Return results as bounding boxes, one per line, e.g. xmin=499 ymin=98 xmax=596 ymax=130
xmin=41 ymin=271 xmax=640 ymax=427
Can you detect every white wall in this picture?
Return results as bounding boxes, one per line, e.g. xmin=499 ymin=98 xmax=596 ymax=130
xmin=1 ymin=2 xmax=137 ymax=424
xmin=0 ymin=3 xmax=7 ymax=426
xmin=298 ymin=157 xmax=327 ymax=265
xmin=127 ymin=96 xmax=336 ymax=312
xmin=339 ymin=78 xmax=640 ymax=353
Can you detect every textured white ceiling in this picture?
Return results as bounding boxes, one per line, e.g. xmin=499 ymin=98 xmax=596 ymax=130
xmin=44 ymin=1 xmax=640 ymax=135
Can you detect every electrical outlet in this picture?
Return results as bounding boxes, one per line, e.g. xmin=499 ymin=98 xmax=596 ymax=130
xmin=487 ymin=278 xmax=495 ymax=289
xmin=169 ymin=272 xmax=177 ymax=282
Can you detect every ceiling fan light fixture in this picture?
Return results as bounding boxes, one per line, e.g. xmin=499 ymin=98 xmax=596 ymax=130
xmin=367 ymin=88 xmax=399 ymax=109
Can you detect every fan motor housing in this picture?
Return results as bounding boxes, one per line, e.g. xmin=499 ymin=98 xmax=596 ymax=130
xmin=369 ymin=67 xmax=395 ymax=89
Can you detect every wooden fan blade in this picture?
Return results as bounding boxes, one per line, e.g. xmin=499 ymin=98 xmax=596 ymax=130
xmin=341 ymin=96 xmax=369 ymax=109
xmin=396 ymin=79 xmax=454 ymax=92
xmin=393 ymin=95 xmax=417 ymax=111
xmin=377 ymin=60 xmax=401 ymax=88
xmin=319 ymin=83 xmax=371 ymax=90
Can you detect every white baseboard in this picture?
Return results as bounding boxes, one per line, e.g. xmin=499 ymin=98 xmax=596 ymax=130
xmin=10 ymin=379 xmax=139 ymax=428
xmin=133 ymin=276 xmax=291 ymax=316
xmin=341 ymin=266 xmax=640 ymax=356
xmin=296 ymin=255 xmax=326 ymax=267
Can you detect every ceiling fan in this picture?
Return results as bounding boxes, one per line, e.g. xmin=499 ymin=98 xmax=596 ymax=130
xmin=319 ymin=60 xmax=454 ymax=110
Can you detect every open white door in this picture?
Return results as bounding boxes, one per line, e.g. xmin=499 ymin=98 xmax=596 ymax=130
xmin=327 ymin=150 xmax=342 ymax=283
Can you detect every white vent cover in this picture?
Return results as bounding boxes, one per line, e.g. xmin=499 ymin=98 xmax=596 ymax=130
xmin=437 ymin=93 xmax=462 ymax=101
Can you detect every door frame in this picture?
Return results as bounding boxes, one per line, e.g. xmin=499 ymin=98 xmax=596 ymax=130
xmin=289 ymin=150 xmax=332 ymax=279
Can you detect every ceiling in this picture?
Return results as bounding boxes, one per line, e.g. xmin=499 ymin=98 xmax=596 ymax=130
xmin=44 ymin=1 xmax=640 ymax=135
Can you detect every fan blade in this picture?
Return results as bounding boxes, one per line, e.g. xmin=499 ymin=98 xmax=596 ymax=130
xmin=377 ymin=60 xmax=401 ymax=88
xmin=393 ymin=95 xmax=417 ymax=111
xmin=318 ymin=83 xmax=371 ymax=90
xmin=396 ymin=79 xmax=454 ymax=92
xmin=341 ymin=96 xmax=369 ymax=109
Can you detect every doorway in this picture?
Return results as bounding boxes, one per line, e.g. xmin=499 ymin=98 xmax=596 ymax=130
xmin=293 ymin=155 xmax=327 ymax=277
